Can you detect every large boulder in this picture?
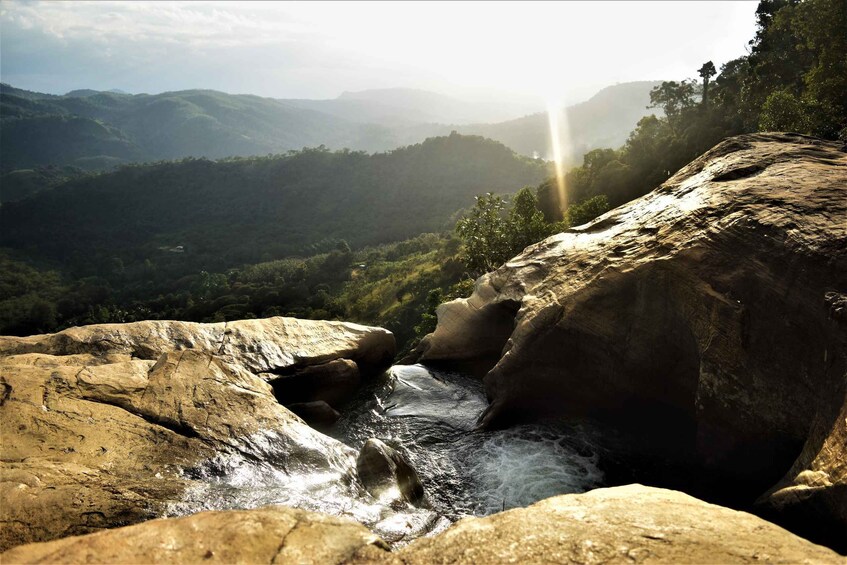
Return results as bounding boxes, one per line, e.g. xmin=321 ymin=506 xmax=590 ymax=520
xmin=395 ymin=485 xmax=843 ymax=564
xmin=412 ymin=133 xmax=847 ymax=548
xmin=0 ymin=317 xmax=395 ymax=551
xmin=0 ymin=317 xmax=395 ymax=375
xmin=0 ymin=506 xmax=391 ymax=564
xmin=3 ymin=486 xmax=841 ymax=564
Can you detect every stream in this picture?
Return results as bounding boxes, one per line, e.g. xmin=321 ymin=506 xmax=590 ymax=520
xmin=171 ymin=364 xmax=605 ymax=544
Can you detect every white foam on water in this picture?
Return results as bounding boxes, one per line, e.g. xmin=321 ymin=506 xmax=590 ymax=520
xmin=465 ymin=424 xmax=603 ymax=515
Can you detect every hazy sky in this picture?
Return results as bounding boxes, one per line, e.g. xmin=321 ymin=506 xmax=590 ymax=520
xmin=1 ymin=1 xmax=758 ymax=106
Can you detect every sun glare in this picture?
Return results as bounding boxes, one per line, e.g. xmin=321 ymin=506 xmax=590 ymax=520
xmin=546 ymin=97 xmax=569 ymax=214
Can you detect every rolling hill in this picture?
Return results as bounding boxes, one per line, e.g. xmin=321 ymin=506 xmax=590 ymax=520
xmin=0 ymin=133 xmax=548 ymax=275
xmin=0 ymin=82 xmax=659 ymax=173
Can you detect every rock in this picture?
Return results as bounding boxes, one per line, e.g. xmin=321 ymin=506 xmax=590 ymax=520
xmin=756 ymin=371 xmax=847 ymax=550
xmin=393 ymin=485 xmax=843 ymax=564
xmin=0 ymin=316 xmax=395 ymax=375
xmin=286 ymin=401 xmax=342 ymax=428
xmin=269 ymin=358 xmax=362 ymax=408
xmin=4 ymin=486 xmax=841 ymax=564
xmin=0 ymin=317 xmax=395 ymax=551
xmin=356 ymin=438 xmax=424 ymax=506
xmin=411 ymin=133 xmax=847 ymax=548
xmin=0 ymin=506 xmax=390 ymax=564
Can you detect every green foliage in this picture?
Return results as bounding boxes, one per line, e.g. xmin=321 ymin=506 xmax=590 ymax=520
xmin=649 ymin=80 xmax=697 ymax=133
xmin=1 ymin=134 xmax=547 ymax=279
xmin=0 ymin=166 xmax=90 ymax=203
xmin=565 ymin=195 xmax=610 ymax=227
xmin=508 ymin=187 xmax=552 ymax=252
xmin=456 ymin=193 xmax=511 ymax=277
xmin=0 ymin=233 xmax=467 ymax=354
xmin=456 ymin=187 xmax=564 ymax=277
xmin=759 ymin=89 xmax=813 ymax=132
xmin=740 ymin=0 xmax=847 ymax=138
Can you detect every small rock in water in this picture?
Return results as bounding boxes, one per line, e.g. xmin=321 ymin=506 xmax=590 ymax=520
xmin=357 ymin=438 xmax=424 ymax=506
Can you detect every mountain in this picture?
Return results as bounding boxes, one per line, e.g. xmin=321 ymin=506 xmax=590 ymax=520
xmin=0 ymin=133 xmax=548 ymax=275
xmin=0 ymin=82 xmax=658 ymax=172
xmin=0 ymin=84 xmax=359 ymax=171
xmin=455 ymin=81 xmax=662 ymax=165
xmin=284 ymin=88 xmax=537 ymax=125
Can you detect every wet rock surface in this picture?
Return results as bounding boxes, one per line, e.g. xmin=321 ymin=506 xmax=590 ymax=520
xmin=412 ymin=133 xmax=847 ymax=549
xmin=356 ymin=438 xmax=425 ymax=506
xmin=0 ymin=317 xmax=395 ymax=551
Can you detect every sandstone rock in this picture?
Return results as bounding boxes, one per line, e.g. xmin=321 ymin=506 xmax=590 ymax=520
xmin=0 ymin=316 xmax=395 ymax=376
xmin=0 ymin=506 xmax=390 ymax=564
xmin=4 ymin=486 xmax=841 ymax=564
xmin=393 ymin=485 xmax=844 ymax=564
xmin=0 ymin=317 xmax=395 ymax=551
xmin=357 ymin=438 xmax=424 ymax=506
xmin=412 ymin=133 xmax=847 ymax=548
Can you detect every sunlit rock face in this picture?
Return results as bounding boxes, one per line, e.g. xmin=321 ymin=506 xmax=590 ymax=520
xmin=0 ymin=506 xmax=391 ymax=565
xmin=3 ymin=486 xmax=842 ymax=564
xmin=413 ymin=133 xmax=847 ymax=549
xmin=0 ymin=317 xmax=395 ymax=551
xmin=395 ymin=485 xmax=844 ymax=564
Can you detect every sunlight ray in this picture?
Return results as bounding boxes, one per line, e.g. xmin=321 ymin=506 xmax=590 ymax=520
xmin=546 ymin=97 xmax=570 ymax=215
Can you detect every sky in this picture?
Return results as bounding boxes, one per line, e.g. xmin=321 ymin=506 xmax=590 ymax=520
xmin=1 ymin=1 xmax=759 ymax=108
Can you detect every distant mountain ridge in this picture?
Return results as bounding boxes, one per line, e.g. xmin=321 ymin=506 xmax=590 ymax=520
xmin=285 ymin=88 xmax=538 ymax=125
xmin=0 ymin=81 xmax=660 ymax=172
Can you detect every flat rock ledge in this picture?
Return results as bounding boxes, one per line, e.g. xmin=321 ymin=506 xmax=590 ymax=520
xmin=0 ymin=317 xmax=395 ymax=551
xmin=2 ymin=485 xmax=842 ymax=564
xmin=412 ymin=133 xmax=847 ymax=549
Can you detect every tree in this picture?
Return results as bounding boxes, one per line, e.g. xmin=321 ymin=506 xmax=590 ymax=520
xmin=740 ymin=0 xmax=846 ymax=138
xmin=456 ymin=193 xmax=510 ymax=277
xmin=698 ymin=61 xmax=717 ymax=106
xmin=649 ymin=81 xmax=696 ymax=133
xmin=507 ymin=187 xmax=553 ymax=252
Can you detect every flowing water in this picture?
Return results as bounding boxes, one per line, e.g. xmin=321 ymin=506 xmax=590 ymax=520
xmin=170 ymin=364 xmax=604 ymax=544
xmin=334 ymin=364 xmax=604 ymax=519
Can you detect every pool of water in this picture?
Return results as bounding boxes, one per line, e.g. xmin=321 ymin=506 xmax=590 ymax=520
xmin=168 ymin=364 xmax=604 ymax=544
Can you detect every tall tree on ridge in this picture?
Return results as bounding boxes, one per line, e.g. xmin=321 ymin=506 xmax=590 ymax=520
xmin=698 ymin=61 xmax=717 ymax=106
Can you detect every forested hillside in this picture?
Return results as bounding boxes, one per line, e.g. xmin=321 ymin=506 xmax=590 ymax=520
xmin=0 ymin=133 xmax=547 ymax=276
xmin=0 ymin=84 xmax=357 ymax=170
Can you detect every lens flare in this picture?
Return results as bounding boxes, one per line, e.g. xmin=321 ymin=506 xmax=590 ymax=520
xmin=546 ymin=98 xmax=569 ymax=215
